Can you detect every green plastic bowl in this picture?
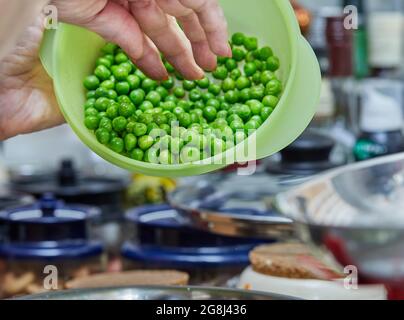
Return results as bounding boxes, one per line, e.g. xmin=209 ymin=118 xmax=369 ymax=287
xmin=40 ymin=0 xmax=321 ymax=177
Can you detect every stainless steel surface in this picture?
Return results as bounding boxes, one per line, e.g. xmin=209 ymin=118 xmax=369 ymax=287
xmin=169 ymin=174 xmax=294 ymax=239
xmin=17 ymin=286 xmax=294 ymax=300
xmin=276 ymin=153 xmax=404 ymax=284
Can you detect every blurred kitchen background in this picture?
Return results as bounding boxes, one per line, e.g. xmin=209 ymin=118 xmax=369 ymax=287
xmin=0 ymin=0 xmax=403 ymax=299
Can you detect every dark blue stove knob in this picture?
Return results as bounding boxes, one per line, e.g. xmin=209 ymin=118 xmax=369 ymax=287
xmin=39 ymin=193 xmax=59 ymax=217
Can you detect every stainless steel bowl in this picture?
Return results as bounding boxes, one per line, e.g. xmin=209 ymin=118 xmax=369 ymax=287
xmin=17 ymin=286 xmax=294 ymax=300
xmin=275 ymin=153 xmax=404 ymax=296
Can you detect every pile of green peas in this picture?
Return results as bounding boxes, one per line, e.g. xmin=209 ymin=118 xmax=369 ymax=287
xmin=83 ymin=32 xmax=282 ymax=164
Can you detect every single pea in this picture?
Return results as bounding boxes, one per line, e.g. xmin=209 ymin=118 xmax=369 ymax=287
xmin=145 ymin=91 xmax=161 ymax=107
xmin=183 ymin=80 xmax=196 ymax=91
xmin=196 ymin=77 xmax=210 ymax=89
xmin=133 ymin=122 xmax=148 ymax=136
xmin=140 ymin=101 xmax=154 ymax=112
xmin=124 ymin=133 xmax=138 ymax=152
xmin=162 ymin=77 xmax=175 ymax=90
xmin=213 ymin=66 xmax=228 ymax=80
xmin=135 ymin=69 xmax=147 ymax=81
xmin=239 ymin=88 xmax=251 ymax=102
xmin=85 ymin=107 xmax=98 ymax=117
xmin=232 ymin=47 xmax=246 ymax=62
xmin=173 ymin=106 xmax=185 ymax=117
xmin=94 ymin=65 xmax=111 ymax=81
xmin=95 ymin=128 xmax=111 ymax=145
xmin=189 ymin=89 xmax=202 ymax=102
xmin=254 ymin=60 xmax=265 ymax=71
xmin=164 ymin=61 xmax=175 ymax=73
xmin=178 ymin=100 xmax=192 ymax=113
xmin=224 ymin=90 xmax=239 ymax=104
xmin=106 ymin=104 xmax=119 ymax=119
xmin=231 ymin=32 xmax=245 ymax=46
xmin=191 ymin=108 xmax=203 ymax=118
xmin=245 ymin=51 xmax=256 ymax=62
xmin=206 ymin=99 xmax=221 ymax=109
xmin=230 ymin=69 xmax=242 ymax=80
xmin=203 ymin=106 xmax=217 ymax=122
xmin=120 ymin=61 xmax=133 ymax=73
xmin=107 ymin=90 xmax=118 ymax=100
xmin=225 ymin=59 xmax=238 ymax=71
xmin=220 ymin=102 xmax=231 ymax=111
xmin=131 ymin=148 xmax=144 ymax=161
xmin=174 ymin=71 xmax=184 ymax=81
xmin=208 ymin=84 xmax=221 ymax=96
xmin=244 ymin=119 xmax=260 ymax=131
xmin=217 ymin=110 xmax=228 ymax=119
xmin=230 ymin=120 xmax=245 ymax=133
xmin=142 ymin=79 xmax=157 ymax=92
xmin=129 ymin=89 xmax=145 ymax=105
xmin=161 ymin=101 xmax=176 ymax=112
xmin=193 ymin=101 xmax=204 ymax=110
xmin=201 ymin=93 xmax=214 ymax=104
xmin=244 ymin=62 xmax=257 ymax=77
xmin=178 ymin=113 xmax=192 ymax=128
xmin=237 ymin=104 xmax=252 ymax=121
xmin=117 ymin=95 xmax=131 ymax=104
xmin=127 ymin=75 xmax=141 ymax=90
xmin=95 ymin=87 xmax=109 ymax=98
xmin=189 ymin=113 xmax=199 ymax=125
xmin=212 ymin=118 xmax=228 ymax=130
xmin=244 ymin=37 xmax=258 ymax=51
xmin=84 ymin=116 xmax=100 ymax=130
xmin=87 ymin=90 xmax=96 ymax=99
xmin=173 ymin=87 xmax=186 ymax=98
xmin=246 ymin=100 xmax=264 ymax=116
xmin=160 ymin=123 xmax=171 ymax=134
xmin=99 ymin=117 xmax=113 ymax=131
xmin=261 ymin=106 xmax=274 ymax=121
xmin=222 ymin=78 xmax=236 ymax=92
xmin=227 ymin=113 xmax=243 ymax=124
xmin=84 ymin=98 xmax=96 ymax=109
xmin=236 ymin=76 xmax=251 ymax=90
xmin=262 ymin=95 xmax=279 ymax=108
xmin=138 ymin=135 xmax=154 ymax=151
xmin=94 ymin=97 xmax=111 ymax=111
xmin=181 ymin=146 xmax=201 ymax=163
xmin=139 ymin=113 xmax=154 ymax=125
xmin=102 ymin=42 xmax=118 ymax=55
xmin=250 ymin=85 xmax=265 ymax=100
xmin=252 ymin=71 xmax=262 ymax=85
xmin=165 ymin=95 xmax=178 ymax=103
xmin=251 ymin=115 xmax=263 ymax=126
xmin=103 ymin=54 xmax=115 ymax=63
xmin=98 ymin=112 xmax=107 ymax=118
xmin=115 ymin=52 xmax=129 ymax=64
xmin=84 ymin=75 xmax=100 ymax=90
xmin=265 ymin=79 xmax=283 ymax=96
xmin=260 ymin=70 xmax=276 ymax=85
xmin=217 ymin=56 xmax=228 ymax=65
xmin=266 ymin=56 xmax=280 ymax=71
xmin=112 ymin=116 xmax=127 ymax=132
xmin=119 ymin=102 xmax=135 ymax=117
xmin=112 ymin=66 xmax=128 ymax=81
xmin=153 ymin=113 xmax=168 ymax=126
xmin=259 ymin=46 xmax=274 ymax=61
xmin=109 ymin=137 xmax=125 ymax=153
xmin=155 ymin=86 xmax=169 ymax=100
xmin=116 ymin=81 xmax=130 ymax=95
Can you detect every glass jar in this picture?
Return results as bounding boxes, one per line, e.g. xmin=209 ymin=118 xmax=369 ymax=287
xmin=0 ymin=194 xmax=105 ymax=298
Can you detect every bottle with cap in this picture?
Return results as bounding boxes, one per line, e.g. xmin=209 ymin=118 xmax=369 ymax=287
xmin=353 ymin=80 xmax=404 ymax=161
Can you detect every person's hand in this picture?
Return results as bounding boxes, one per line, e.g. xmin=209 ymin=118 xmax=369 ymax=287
xmin=55 ymin=0 xmax=231 ymax=79
xmin=0 ymin=0 xmax=230 ymax=140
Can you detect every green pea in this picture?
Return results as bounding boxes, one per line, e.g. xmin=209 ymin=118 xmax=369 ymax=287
xmin=211 ymin=138 xmax=226 ymax=156
xmin=161 ymin=101 xmax=176 ymax=112
xmin=201 ymin=92 xmax=214 ymax=103
xmin=266 ymin=56 xmax=280 ymax=71
xmin=153 ymin=113 xmax=168 ymax=126
xmin=138 ymin=113 xmax=154 ymax=125
xmin=224 ymin=90 xmax=239 ymax=104
xmin=138 ymin=135 xmax=154 ymax=150
xmin=133 ymin=122 xmax=148 ymax=136
xmin=84 ymin=75 xmax=100 ymax=90
xmin=116 ymin=81 xmax=130 ymax=95
xmin=164 ymin=61 xmax=175 ymax=73
xmin=102 ymin=43 xmax=118 ymax=55
xmin=145 ymin=91 xmax=161 ymax=107
xmin=94 ymin=65 xmax=111 ymax=81
xmin=112 ymin=116 xmax=127 ymax=132
xmin=247 ymin=100 xmax=263 ymax=115
xmin=95 ymin=87 xmax=109 ymax=98
xmin=124 ymin=133 xmax=138 ymax=152
xmin=191 ymin=108 xmax=203 ymax=118
xmin=99 ymin=117 xmax=112 ymax=131
xmin=252 ymin=71 xmax=262 ymax=85
xmin=259 ymin=46 xmax=273 ymax=61
xmin=239 ymin=88 xmax=251 ymax=102
xmin=196 ymin=77 xmax=210 ymax=89
xmin=244 ymin=120 xmax=260 ymax=131
xmin=230 ymin=69 xmax=242 ymax=80
xmin=107 ymin=90 xmax=118 ymax=100
xmin=119 ymin=102 xmax=135 ymax=117
xmin=140 ymin=101 xmax=154 ymax=112
xmin=120 ymin=62 xmax=133 ymax=74
xmin=251 ymin=115 xmax=263 ymax=126
xmin=254 ymin=60 xmax=265 ymax=71
xmin=130 ymin=89 xmax=145 ymax=105
xmin=244 ymin=37 xmax=258 ymax=51
xmin=217 ymin=110 xmax=228 ymax=119
xmin=227 ymin=114 xmax=243 ymax=124
xmin=182 ymin=129 xmax=200 ymax=146
xmin=217 ymin=56 xmax=227 ymax=65
xmin=131 ymin=148 xmax=144 ymax=161
xmin=115 ymin=52 xmax=129 ymax=64
xmin=160 ymin=123 xmax=171 ymax=134
xmin=230 ymin=120 xmax=245 ymax=132
xmin=244 ymin=62 xmax=257 ymax=77
xmin=231 ymin=32 xmax=245 ymax=46
xmin=232 ymin=47 xmax=246 ymax=62
xmin=250 ymin=85 xmax=265 ymax=100
xmin=175 ymin=71 xmax=184 ymax=81
xmin=189 ymin=89 xmax=202 ymax=102
xmin=236 ymin=76 xmax=251 ymax=90
xmin=262 ymin=95 xmax=279 ymax=109
xmin=178 ymin=113 xmax=192 ymax=128
xmin=135 ymin=69 xmax=147 ymax=81
xmin=95 ymin=97 xmax=111 ymax=111
xmin=95 ymin=128 xmax=111 ymax=144
xmin=87 ymin=90 xmax=96 ymax=99
xmin=173 ymin=106 xmax=185 ymax=118
xmin=173 ymin=87 xmax=186 ymax=98
xmin=84 ymin=116 xmax=100 ymax=130
xmin=225 ymin=59 xmax=238 ymax=71
xmin=85 ymin=107 xmax=98 ymax=117
xmin=117 ymin=95 xmax=131 ymax=104
xmin=220 ymin=102 xmax=231 ymax=111
xmin=213 ymin=66 xmax=228 ymax=80
xmin=112 ymin=66 xmax=128 ymax=81
xmin=265 ymin=79 xmax=283 ymax=96
xmin=162 ymin=77 xmax=175 ymax=90
xmin=222 ymin=78 xmax=236 ymax=92
xmin=84 ymin=98 xmax=96 ymax=109
xmin=127 ymin=75 xmax=141 ymax=90
xmin=181 ymin=146 xmax=201 ymax=163
xmin=109 ymin=137 xmax=124 ymax=153
xmin=183 ymin=80 xmax=196 ymax=91
xmin=208 ymin=84 xmax=221 ymax=96
xmin=237 ymin=104 xmax=252 ymax=121
xmin=106 ymin=104 xmax=119 ymax=119
xmin=203 ymin=106 xmax=217 ymax=122
xmin=142 ymin=78 xmax=157 ymax=92
xmin=155 ymin=86 xmax=169 ymax=100
xmin=159 ymin=149 xmax=173 ymax=165
xmin=261 ymin=70 xmax=276 ymax=85
xmin=261 ymin=106 xmax=273 ymax=121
